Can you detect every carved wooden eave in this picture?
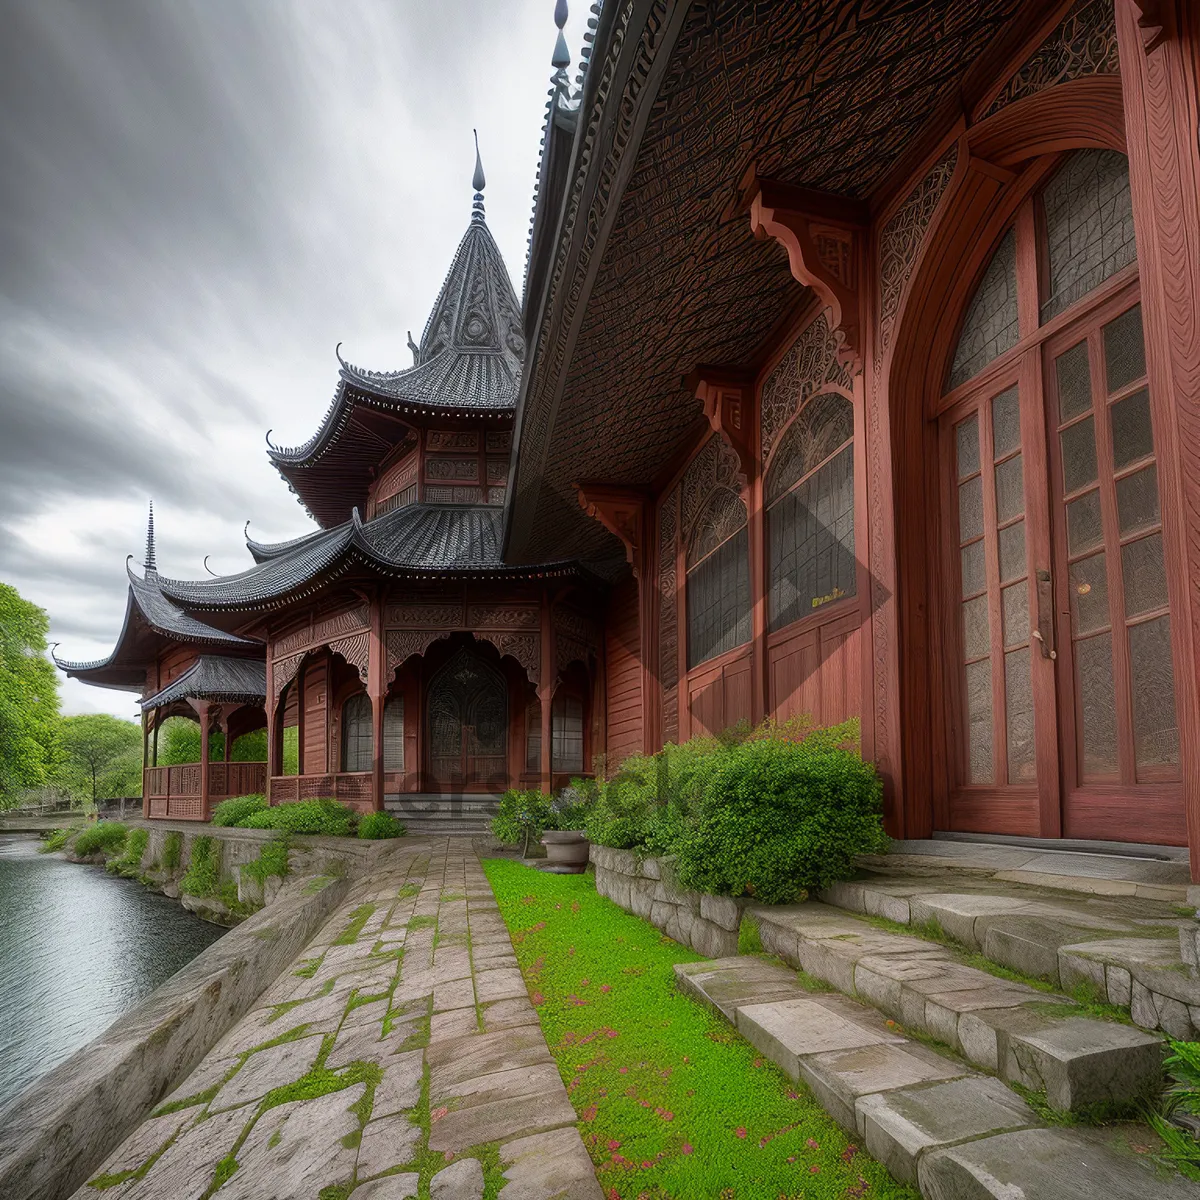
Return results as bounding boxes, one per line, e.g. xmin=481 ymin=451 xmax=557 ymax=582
xmin=684 ymin=365 xmax=756 ymax=485
xmin=743 ymin=170 xmax=867 ymax=370
xmin=1130 ymin=0 xmax=1170 ymax=52
xmin=574 ymin=483 xmax=649 ymax=576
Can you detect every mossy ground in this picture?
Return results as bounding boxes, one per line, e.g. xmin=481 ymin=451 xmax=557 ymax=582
xmin=483 ymin=859 xmax=917 ymax=1200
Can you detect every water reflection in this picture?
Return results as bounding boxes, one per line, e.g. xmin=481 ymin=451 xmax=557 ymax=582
xmin=0 ymin=834 xmax=224 ymax=1103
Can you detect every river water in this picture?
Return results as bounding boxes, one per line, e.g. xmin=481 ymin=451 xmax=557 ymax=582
xmin=0 ymin=834 xmax=225 ymax=1104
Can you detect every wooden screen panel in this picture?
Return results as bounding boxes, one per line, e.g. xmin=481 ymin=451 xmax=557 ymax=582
xmin=302 ymin=659 xmax=328 ymax=776
xmin=686 ymin=649 xmax=755 ymax=738
xmin=768 ymin=607 xmax=861 ymax=729
xmin=604 ymin=576 xmax=642 ymax=767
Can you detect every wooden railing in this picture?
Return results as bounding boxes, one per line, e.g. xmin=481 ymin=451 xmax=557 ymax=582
xmin=269 ymin=772 xmax=374 ymax=812
xmin=144 ymin=761 xmax=268 ymax=821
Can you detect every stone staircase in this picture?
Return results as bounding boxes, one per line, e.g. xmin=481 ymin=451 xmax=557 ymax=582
xmin=383 ymin=794 xmax=499 ymax=835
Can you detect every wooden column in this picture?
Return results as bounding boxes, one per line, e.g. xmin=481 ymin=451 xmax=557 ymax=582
xmin=1116 ymin=0 xmax=1200 ymax=875
xmin=197 ymin=700 xmax=211 ymax=822
xmin=539 ymin=589 xmax=554 ymax=793
xmin=265 ymin=655 xmax=279 ymax=802
xmin=369 ymin=594 xmax=385 ymax=812
xmin=141 ymin=709 xmax=150 ymax=818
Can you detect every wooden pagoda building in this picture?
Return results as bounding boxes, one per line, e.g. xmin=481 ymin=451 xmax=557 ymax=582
xmin=60 ymin=0 xmax=1200 ymax=877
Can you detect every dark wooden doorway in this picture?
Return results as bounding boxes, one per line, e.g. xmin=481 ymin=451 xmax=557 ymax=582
xmin=426 ymin=645 xmax=508 ymax=792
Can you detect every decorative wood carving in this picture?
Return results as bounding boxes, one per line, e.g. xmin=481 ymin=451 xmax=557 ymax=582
xmin=465 ymin=605 xmax=539 ymax=629
xmin=686 ymin=366 xmax=756 ymax=484
xmin=746 ymin=172 xmax=866 ymax=369
xmin=386 ymin=629 xmax=451 ymax=673
xmin=879 ymin=144 xmax=960 ymax=352
xmin=477 ymin=631 xmax=541 ymax=685
xmin=985 ymin=0 xmax=1120 ymax=118
xmin=759 ymin=311 xmax=853 ymax=466
xmin=273 ymin=605 xmax=369 ymax=660
xmin=329 ymin=632 xmax=370 ymax=683
xmin=272 ymin=652 xmax=304 ymax=706
xmin=679 ymin=434 xmax=745 ymax=542
xmin=425 ymin=457 xmax=479 ymax=481
xmin=385 ymin=603 xmax=462 ymax=627
xmin=575 ymin=483 xmax=649 ymax=574
xmin=426 ymin=431 xmax=479 ymax=451
xmin=485 ymin=431 xmax=512 ymax=453
xmin=1128 ymin=0 xmax=1171 ymax=51
xmin=554 ymin=607 xmax=599 ymax=673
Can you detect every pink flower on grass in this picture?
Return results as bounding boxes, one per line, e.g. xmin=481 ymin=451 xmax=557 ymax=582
xmin=735 ymin=1127 xmax=747 ymax=1139
xmin=531 ymin=992 xmax=545 ymax=1006
xmin=681 ymin=1142 xmax=693 ymax=1156
xmin=607 ymin=1139 xmax=621 ymax=1151
xmin=805 ymin=1138 xmax=820 ymax=1151
xmin=808 ymin=1164 xmax=821 ymax=1175
xmin=601 ymin=984 xmax=611 ymax=993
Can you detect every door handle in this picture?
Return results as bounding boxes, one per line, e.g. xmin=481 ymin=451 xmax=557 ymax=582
xmin=1033 ymin=568 xmax=1056 ymax=660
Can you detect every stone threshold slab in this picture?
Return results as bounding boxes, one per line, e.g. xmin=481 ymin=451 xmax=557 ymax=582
xmin=675 ymin=956 xmax=1191 ymax=1199
xmin=746 ymin=901 xmax=1163 ymax=1113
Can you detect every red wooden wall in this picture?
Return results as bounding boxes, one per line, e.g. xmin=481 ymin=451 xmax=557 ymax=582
xmin=604 ymin=575 xmax=643 ymax=766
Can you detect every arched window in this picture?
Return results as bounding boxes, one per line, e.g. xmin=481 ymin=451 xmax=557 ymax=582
xmin=383 ymin=695 xmax=404 ymax=772
xmin=685 ymin=487 xmax=750 ymax=669
xmin=765 ymin=392 xmax=856 ymax=632
xmin=525 ymin=697 xmax=542 ymax=773
xmin=341 ymin=693 xmax=373 ymax=772
xmin=949 ymin=228 xmax=1019 ymax=390
xmin=1040 ymin=149 xmax=1135 ymax=322
xmin=552 ymin=694 xmax=584 ymax=774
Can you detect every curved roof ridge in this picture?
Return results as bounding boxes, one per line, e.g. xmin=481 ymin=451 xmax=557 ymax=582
xmin=245 ymin=522 xmax=329 ymax=564
xmin=141 ymin=655 xmax=266 ymax=711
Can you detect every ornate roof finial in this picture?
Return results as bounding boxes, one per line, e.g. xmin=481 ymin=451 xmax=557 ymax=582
xmin=552 ymin=1 xmax=571 ymax=94
xmin=144 ymin=501 xmax=157 ymax=575
xmin=471 ymin=129 xmax=486 ymax=223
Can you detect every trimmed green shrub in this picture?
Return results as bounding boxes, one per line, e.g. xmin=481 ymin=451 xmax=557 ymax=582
xmin=162 ymin=830 xmax=183 ymax=870
xmin=491 ymin=789 xmax=553 ymax=855
xmin=239 ymin=798 xmax=356 ymax=837
xmin=357 ymin=811 xmax=406 ymax=840
xmin=74 ymin=820 xmax=128 ymax=858
xmin=107 ymin=827 xmax=149 ymax=877
xmin=211 ymin=794 xmax=267 ymax=827
xmin=672 ymin=721 xmax=886 ymax=904
xmin=180 ymin=835 xmax=220 ymax=897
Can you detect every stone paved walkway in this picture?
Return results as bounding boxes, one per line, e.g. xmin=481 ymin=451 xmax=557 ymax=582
xmin=76 ymin=839 xmax=601 ymax=1200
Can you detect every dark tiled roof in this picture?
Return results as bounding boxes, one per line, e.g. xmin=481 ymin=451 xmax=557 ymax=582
xmin=157 ymin=504 xmax=585 ymax=611
xmin=244 ymin=523 xmax=330 ymax=565
xmin=141 ymin=655 xmax=266 ymax=710
xmin=53 ymin=563 xmax=259 ymax=674
xmin=268 ymin=216 xmax=524 ymax=473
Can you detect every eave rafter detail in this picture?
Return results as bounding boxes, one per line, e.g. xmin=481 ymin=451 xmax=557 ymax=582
xmin=743 ymin=170 xmax=866 ymax=371
xmin=575 ymin=482 xmax=649 ymax=576
xmin=685 ymin=365 xmax=757 ymax=485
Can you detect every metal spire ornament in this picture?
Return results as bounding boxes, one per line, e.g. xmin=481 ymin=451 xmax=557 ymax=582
xmin=472 ymin=129 xmax=486 ymax=223
xmin=552 ymin=1 xmax=571 ymax=97
xmin=144 ymin=501 xmax=157 ymax=574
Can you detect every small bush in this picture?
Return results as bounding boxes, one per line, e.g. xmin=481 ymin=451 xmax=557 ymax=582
xmin=239 ymin=798 xmax=357 ymax=837
xmin=357 ymin=811 xmax=406 ymax=840
xmin=162 ymin=830 xmax=183 ymax=870
xmin=107 ymin=827 xmax=149 ymax=877
xmin=211 ymin=794 xmax=267 ymax=827
xmin=74 ymin=821 xmax=128 ymax=858
xmin=243 ymin=837 xmax=290 ymax=883
xmin=180 ymin=836 xmax=221 ymax=897
xmin=673 ymin=721 xmax=887 ymax=904
xmin=39 ymin=826 xmax=79 ymax=853
xmin=492 ymin=789 xmax=553 ymax=855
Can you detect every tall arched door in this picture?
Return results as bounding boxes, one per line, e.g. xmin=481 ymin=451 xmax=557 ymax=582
xmin=426 ymin=645 xmax=508 ymax=792
xmin=938 ymin=150 xmax=1183 ymax=844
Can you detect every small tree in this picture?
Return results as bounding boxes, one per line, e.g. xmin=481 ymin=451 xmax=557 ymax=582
xmin=58 ymin=714 xmax=142 ymax=808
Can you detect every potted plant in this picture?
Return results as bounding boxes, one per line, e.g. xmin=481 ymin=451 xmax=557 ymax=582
xmin=539 ymin=782 xmax=594 ymax=874
xmin=491 ymin=788 xmax=553 ymax=858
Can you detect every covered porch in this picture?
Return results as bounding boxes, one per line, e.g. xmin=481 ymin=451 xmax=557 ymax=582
xmin=142 ymin=656 xmax=268 ymax=820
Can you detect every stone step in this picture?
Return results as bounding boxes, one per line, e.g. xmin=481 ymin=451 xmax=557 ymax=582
xmin=820 ymin=874 xmax=1200 ymax=1041
xmin=674 ymin=956 xmax=1194 ymax=1199
xmin=746 ymin=900 xmax=1163 ymax=1113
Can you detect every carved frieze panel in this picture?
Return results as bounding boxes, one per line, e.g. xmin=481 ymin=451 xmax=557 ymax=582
xmin=486 ymin=487 xmax=506 ymax=507
xmin=486 ymin=458 xmax=509 ymax=485
xmin=426 ymin=457 xmax=479 ymax=481
xmin=386 ymin=628 xmax=451 ymax=673
xmin=478 ymin=631 xmax=540 ymax=685
xmin=271 ymin=652 xmax=304 ymax=706
xmin=760 ymin=311 xmax=853 ymax=467
xmin=554 ymin=607 xmax=599 ymax=673
xmin=273 ymin=605 xmax=369 ymax=661
xmin=329 ymin=632 xmax=370 ymax=683
xmin=984 ymin=0 xmax=1119 ymax=118
xmin=375 ymin=454 xmax=418 ymax=503
xmin=466 ymin=605 xmax=539 ymax=630
xmin=680 ymin=435 xmax=743 ymax=539
xmin=386 ymin=603 xmax=462 ymax=627
xmin=426 ymin=485 xmax=481 ymax=504
xmin=485 ymin=431 xmax=512 ymax=453
xmin=426 ymin=431 xmax=479 ymax=451
xmin=879 ymin=144 xmax=959 ymax=352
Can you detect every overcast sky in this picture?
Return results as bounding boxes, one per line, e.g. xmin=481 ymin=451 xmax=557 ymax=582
xmin=0 ymin=0 xmax=591 ymax=720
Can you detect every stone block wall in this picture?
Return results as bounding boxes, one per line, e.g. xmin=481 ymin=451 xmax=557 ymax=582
xmin=590 ymin=845 xmax=741 ymax=958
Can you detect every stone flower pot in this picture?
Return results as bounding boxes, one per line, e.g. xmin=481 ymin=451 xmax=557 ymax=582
xmin=539 ymin=829 xmax=590 ymax=874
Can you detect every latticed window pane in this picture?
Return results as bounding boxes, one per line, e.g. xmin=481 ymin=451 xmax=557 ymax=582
xmin=765 ymin=394 xmax=856 ymax=635
xmin=341 ymin=693 xmax=373 ymax=773
xmin=525 ymin=698 xmax=541 ymax=773
xmin=383 ymin=696 xmax=404 ymax=772
xmin=551 ymin=695 xmax=584 ymax=774
xmin=949 ymin=229 xmax=1019 ymax=390
xmin=686 ymin=526 xmax=751 ymax=669
xmin=1041 ymin=150 xmax=1136 ymax=323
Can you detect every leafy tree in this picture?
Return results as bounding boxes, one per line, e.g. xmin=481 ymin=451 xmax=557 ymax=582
xmin=0 ymin=583 xmax=60 ymax=804
xmin=155 ymin=717 xmax=268 ymax=765
xmin=58 ymin=714 xmax=142 ymax=806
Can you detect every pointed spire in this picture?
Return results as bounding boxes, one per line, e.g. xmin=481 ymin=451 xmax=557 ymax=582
xmin=471 ymin=129 xmax=486 ymax=223
xmin=144 ymin=501 xmax=157 ymax=574
xmin=551 ymin=1 xmax=571 ymax=96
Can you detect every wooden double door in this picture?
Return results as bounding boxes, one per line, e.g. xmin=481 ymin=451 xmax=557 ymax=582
xmin=941 ymin=292 xmax=1183 ymax=844
xmin=426 ymin=646 xmax=508 ymax=792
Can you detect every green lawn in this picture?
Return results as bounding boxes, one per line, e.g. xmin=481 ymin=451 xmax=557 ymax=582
xmin=482 ymin=859 xmax=918 ymax=1200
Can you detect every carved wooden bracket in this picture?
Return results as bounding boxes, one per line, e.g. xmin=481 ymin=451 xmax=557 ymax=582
xmin=1129 ymin=0 xmax=1171 ymax=52
xmin=575 ymin=483 xmax=649 ymax=576
xmin=745 ymin=170 xmax=866 ymax=370
xmin=685 ymin=365 xmax=756 ymax=484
